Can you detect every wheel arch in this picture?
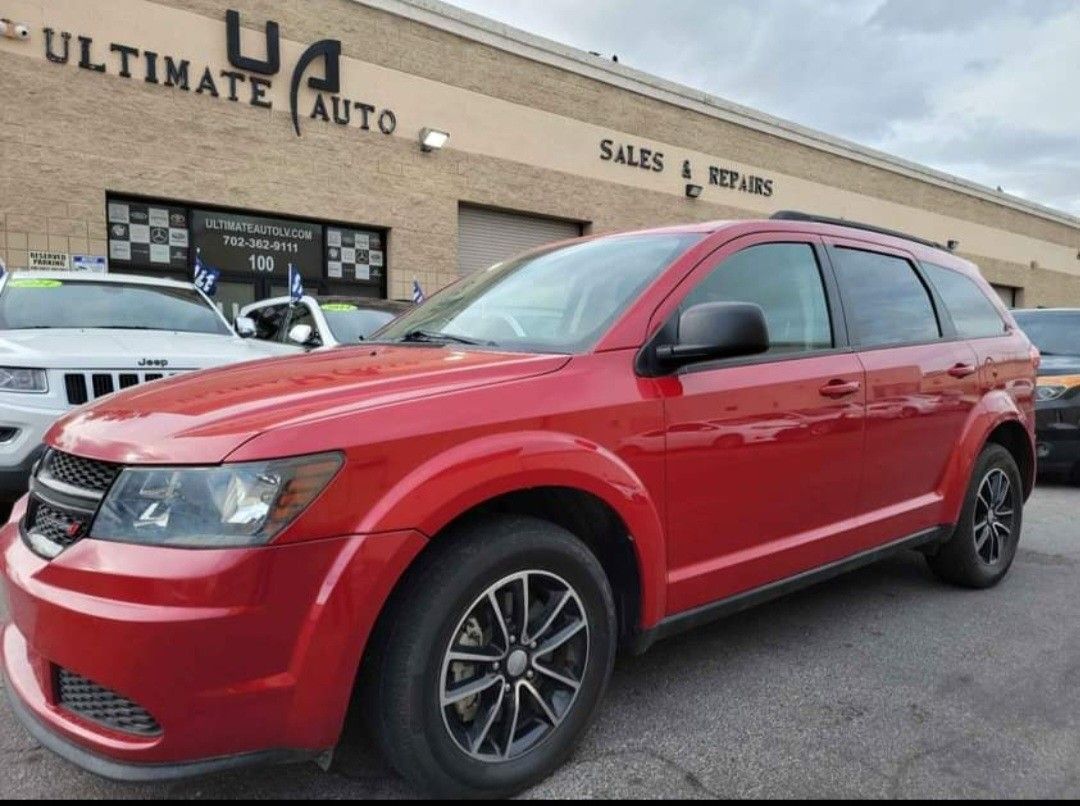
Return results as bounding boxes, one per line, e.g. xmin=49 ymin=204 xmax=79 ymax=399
xmin=940 ymin=391 xmax=1035 ymax=523
xmin=357 ymin=430 xmax=667 ymax=632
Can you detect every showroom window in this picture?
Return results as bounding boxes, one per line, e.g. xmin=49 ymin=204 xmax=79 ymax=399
xmin=106 ymin=195 xmax=389 ymax=318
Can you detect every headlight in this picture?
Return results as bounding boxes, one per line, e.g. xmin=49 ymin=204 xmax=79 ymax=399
xmin=0 ymin=367 xmax=47 ymax=393
xmin=91 ymin=452 xmax=343 ymax=548
xmin=1036 ymin=385 xmax=1067 ymax=402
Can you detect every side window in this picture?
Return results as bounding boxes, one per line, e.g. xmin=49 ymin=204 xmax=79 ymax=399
xmin=831 ymin=248 xmax=940 ymax=347
xmin=252 ymin=304 xmax=289 ymax=341
xmin=922 ymin=263 xmax=1007 ymax=339
xmin=681 ymin=243 xmax=832 ymax=354
xmin=287 ymin=304 xmax=320 ymax=344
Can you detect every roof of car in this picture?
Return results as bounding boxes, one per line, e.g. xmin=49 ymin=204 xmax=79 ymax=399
xmin=612 ymin=217 xmax=975 ymax=271
xmin=2 ymin=271 xmax=197 ymax=290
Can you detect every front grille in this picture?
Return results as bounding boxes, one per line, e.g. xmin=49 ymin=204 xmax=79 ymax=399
xmin=65 ymin=374 xmax=88 ymax=405
xmin=24 ymin=499 xmax=87 ymax=549
xmin=42 ymin=450 xmax=121 ymax=495
xmin=62 ymin=370 xmax=181 ymax=406
xmin=21 ymin=450 xmax=122 ymax=559
xmin=56 ymin=668 xmax=162 ymax=737
xmin=91 ymin=373 xmax=114 ymax=397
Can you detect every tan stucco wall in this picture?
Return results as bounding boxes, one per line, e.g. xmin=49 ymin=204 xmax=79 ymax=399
xmin=0 ymin=0 xmax=1078 ymax=307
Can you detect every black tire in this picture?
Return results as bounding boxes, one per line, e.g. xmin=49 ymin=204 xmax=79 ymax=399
xmin=927 ymin=443 xmax=1023 ymax=588
xmin=364 ymin=515 xmax=617 ymax=798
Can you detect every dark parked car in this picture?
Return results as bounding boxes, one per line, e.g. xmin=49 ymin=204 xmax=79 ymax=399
xmin=1014 ymin=308 xmax=1080 ymax=480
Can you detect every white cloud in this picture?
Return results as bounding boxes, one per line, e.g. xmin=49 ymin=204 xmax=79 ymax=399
xmin=446 ymin=0 xmax=1080 ymax=216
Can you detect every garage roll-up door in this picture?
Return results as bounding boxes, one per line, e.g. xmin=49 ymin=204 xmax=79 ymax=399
xmin=458 ymin=205 xmax=583 ymax=276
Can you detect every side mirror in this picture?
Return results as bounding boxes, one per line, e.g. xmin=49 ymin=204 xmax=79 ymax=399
xmin=234 ymin=315 xmax=257 ymax=338
xmin=287 ymin=323 xmax=315 ymax=346
xmin=656 ymin=302 xmax=769 ymax=368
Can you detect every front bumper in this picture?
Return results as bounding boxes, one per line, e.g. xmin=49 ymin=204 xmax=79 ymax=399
xmin=0 ymin=517 xmax=426 ymax=775
xmin=1035 ymin=398 xmax=1080 ymax=474
xmin=0 ymin=398 xmax=66 ymax=498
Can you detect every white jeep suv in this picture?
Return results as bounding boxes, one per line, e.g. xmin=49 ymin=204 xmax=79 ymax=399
xmin=0 ymin=272 xmax=295 ymax=500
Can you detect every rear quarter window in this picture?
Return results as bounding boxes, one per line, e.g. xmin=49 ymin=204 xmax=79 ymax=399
xmin=922 ymin=263 xmax=1007 ymax=339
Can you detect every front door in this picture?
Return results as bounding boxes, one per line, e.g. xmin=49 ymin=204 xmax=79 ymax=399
xmin=658 ymin=235 xmax=867 ymax=615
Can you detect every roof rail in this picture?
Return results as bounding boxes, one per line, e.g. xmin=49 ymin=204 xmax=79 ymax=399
xmin=769 ymin=210 xmax=946 ymax=251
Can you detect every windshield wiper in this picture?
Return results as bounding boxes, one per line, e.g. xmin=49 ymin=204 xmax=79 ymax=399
xmin=400 ymin=329 xmax=491 ymax=346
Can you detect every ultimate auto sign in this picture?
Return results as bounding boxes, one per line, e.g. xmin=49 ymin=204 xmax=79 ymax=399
xmin=40 ymin=9 xmax=397 ymax=139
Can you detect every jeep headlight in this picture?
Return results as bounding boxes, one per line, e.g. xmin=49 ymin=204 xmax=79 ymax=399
xmin=0 ymin=367 xmax=47 ymax=393
xmin=91 ymin=453 xmax=343 ymax=548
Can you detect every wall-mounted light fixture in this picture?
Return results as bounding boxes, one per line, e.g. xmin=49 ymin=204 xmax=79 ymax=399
xmin=946 ymin=240 xmax=960 ymax=252
xmin=0 ymin=19 xmax=30 ymax=40
xmin=419 ymin=127 xmax=450 ymax=153
xmin=685 ymin=184 xmax=703 ymax=200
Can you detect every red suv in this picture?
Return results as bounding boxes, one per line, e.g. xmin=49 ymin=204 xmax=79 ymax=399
xmin=1 ymin=213 xmax=1037 ymax=797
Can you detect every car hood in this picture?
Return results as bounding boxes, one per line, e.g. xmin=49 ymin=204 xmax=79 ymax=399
xmin=47 ymin=346 xmax=570 ymax=464
xmin=0 ymin=328 xmax=295 ymax=368
xmin=1039 ymin=354 xmax=1080 ymax=377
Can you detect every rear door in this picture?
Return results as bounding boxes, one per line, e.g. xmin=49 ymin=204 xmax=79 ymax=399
xmin=658 ymin=234 xmax=868 ymax=614
xmin=826 ymin=239 xmax=980 ymax=538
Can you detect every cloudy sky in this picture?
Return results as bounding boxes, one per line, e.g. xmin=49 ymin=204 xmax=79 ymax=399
xmin=447 ymin=0 xmax=1080 ymax=217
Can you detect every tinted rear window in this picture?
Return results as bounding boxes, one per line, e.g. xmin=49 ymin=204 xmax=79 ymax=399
xmin=831 ymin=248 xmax=940 ymax=347
xmin=922 ymin=263 xmax=1007 ymax=339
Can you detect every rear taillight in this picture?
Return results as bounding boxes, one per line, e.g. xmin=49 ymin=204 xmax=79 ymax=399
xmin=1030 ymin=345 xmax=1041 ymax=371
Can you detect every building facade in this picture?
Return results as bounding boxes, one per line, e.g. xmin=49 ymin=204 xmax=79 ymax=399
xmin=1 ymin=0 xmax=1078 ymax=319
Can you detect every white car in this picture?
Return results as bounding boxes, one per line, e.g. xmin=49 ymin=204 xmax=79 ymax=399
xmin=0 ymin=272 xmax=296 ymax=500
xmin=240 ymin=295 xmax=412 ymax=349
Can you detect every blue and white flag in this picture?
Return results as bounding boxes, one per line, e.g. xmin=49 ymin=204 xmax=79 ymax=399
xmin=412 ymin=278 xmax=425 ymax=304
xmin=193 ymin=249 xmax=220 ymax=296
xmin=288 ymin=264 xmax=304 ymax=302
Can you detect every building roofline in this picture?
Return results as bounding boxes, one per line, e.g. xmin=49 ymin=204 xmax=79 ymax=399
xmin=356 ymin=0 xmax=1080 ymax=231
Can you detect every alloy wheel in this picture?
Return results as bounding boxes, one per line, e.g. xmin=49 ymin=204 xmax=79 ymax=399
xmin=973 ymin=468 xmax=1015 ymax=565
xmin=439 ymin=570 xmax=590 ymax=762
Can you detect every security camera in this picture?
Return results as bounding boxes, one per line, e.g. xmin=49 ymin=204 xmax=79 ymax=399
xmin=0 ymin=20 xmax=30 ymax=40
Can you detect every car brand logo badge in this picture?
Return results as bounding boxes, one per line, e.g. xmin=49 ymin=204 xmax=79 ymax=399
xmin=170 ymin=213 xmax=186 ymax=227
xmin=112 ymin=224 xmax=127 ymax=237
xmin=138 ymin=358 xmax=169 ymax=368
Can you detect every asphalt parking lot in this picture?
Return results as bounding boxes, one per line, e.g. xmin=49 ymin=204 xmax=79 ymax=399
xmin=1 ymin=483 xmax=1078 ymax=799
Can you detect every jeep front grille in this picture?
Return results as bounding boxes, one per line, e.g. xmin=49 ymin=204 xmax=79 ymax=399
xmin=62 ymin=370 xmax=179 ymax=406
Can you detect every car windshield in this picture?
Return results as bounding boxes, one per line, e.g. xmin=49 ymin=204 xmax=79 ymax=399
xmin=1013 ymin=311 xmax=1080 ymax=356
xmin=375 ymin=233 xmax=702 ymax=353
xmin=321 ymin=305 xmax=400 ymax=342
xmin=0 ymin=278 xmax=231 ymax=335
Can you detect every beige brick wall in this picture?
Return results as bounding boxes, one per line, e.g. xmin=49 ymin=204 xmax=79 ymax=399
xmin=0 ymin=0 xmax=1078 ymax=310
xmin=158 ymin=0 xmax=1080 ymax=251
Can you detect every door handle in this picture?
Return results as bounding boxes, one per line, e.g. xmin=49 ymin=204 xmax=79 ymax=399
xmin=819 ymin=379 xmax=861 ymax=398
xmin=948 ymin=363 xmax=977 ymax=379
